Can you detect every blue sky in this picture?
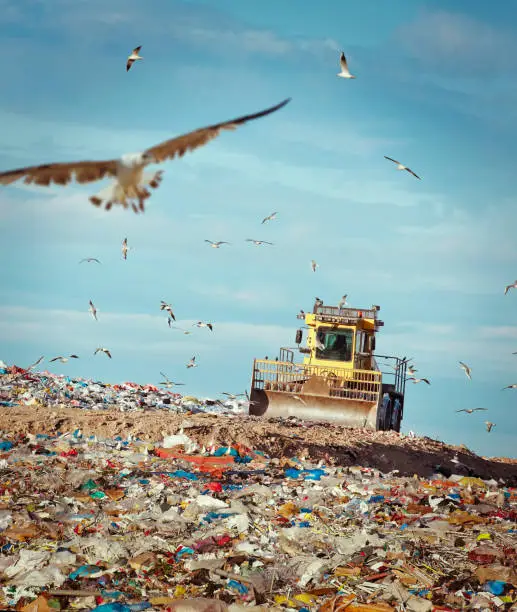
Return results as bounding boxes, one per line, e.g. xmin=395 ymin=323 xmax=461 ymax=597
xmin=1 ymin=0 xmax=517 ymax=457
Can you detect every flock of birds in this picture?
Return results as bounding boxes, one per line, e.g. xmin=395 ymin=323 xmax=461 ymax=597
xmin=1 ymin=43 xmax=516 ymax=437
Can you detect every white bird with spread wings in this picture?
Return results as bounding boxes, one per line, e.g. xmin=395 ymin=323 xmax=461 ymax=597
xmin=0 ymin=99 xmax=291 ymax=214
xmin=337 ymin=52 xmax=356 ymax=79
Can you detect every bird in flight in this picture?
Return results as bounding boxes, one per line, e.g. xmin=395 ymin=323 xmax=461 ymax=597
xmin=50 ymin=355 xmax=79 ymax=363
xmin=122 ymin=238 xmax=129 ymax=260
xmin=504 ymin=280 xmax=517 ymax=295
xmin=456 ymin=408 xmax=488 ymax=414
xmin=205 ymin=240 xmax=230 ymax=249
xmin=193 ymin=321 xmax=213 ymax=331
xmin=160 ymin=301 xmax=175 ymax=321
xmin=384 ymin=156 xmax=421 ymax=180
xmin=94 ymin=347 xmax=112 ymax=359
xmin=338 ymin=295 xmax=348 ymax=309
xmin=337 ymin=52 xmax=356 ymax=79
xmin=170 ymin=325 xmax=192 ymax=335
xmin=0 ymin=99 xmax=291 ymax=214
xmin=262 ymin=211 xmax=278 ymax=224
xmin=246 ymin=239 xmax=273 ymax=246
xmin=27 ymin=356 xmax=44 ymax=371
xmin=311 ymin=260 xmax=319 ymax=272
xmin=502 ymin=384 xmax=517 ymax=390
xmin=160 ymin=372 xmax=185 ymax=388
xmin=79 ymin=257 xmax=101 ymax=264
xmin=407 ymin=377 xmax=430 ymax=385
xmin=485 ymin=421 xmax=496 ymax=433
xmin=221 ymin=392 xmax=246 ymax=400
xmin=459 ymin=361 xmax=472 ymax=380
xmin=89 ymin=300 xmax=98 ymax=321
xmin=186 ymin=356 xmax=198 ymax=369
xmin=126 ymin=45 xmax=143 ymax=72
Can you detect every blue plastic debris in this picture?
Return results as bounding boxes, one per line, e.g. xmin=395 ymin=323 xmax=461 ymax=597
xmin=0 ymin=440 xmax=13 ymax=451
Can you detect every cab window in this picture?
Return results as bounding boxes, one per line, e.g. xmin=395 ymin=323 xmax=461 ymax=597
xmin=315 ymin=328 xmax=353 ymax=362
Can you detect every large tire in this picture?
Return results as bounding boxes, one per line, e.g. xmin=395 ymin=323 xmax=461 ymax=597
xmin=377 ymin=394 xmax=392 ymax=431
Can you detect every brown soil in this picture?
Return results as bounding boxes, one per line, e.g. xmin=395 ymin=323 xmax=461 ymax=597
xmin=2 ymin=404 xmax=517 ymax=484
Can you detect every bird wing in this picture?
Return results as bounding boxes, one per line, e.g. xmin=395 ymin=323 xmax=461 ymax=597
xmin=474 ymin=408 xmax=488 ymax=411
xmin=126 ymin=59 xmax=134 ymax=72
xmin=204 ymin=240 xmax=214 ymax=245
xmin=456 ymin=409 xmax=467 ymax=413
xmin=132 ymin=45 xmax=142 ymax=54
xmin=339 ymin=52 xmax=349 ymax=73
xmin=0 ymin=159 xmax=118 ymax=187
xmin=49 ymin=357 xmax=60 ymax=362
xmin=106 ymin=350 xmax=112 ymax=358
xmin=423 ymin=379 xmax=430 ymax=384
xmin=384 ymin=156 xmax=400 ymax=165
xmin=406 ymin=168 xmax=421 ymax=179
xmin=144 ymin=98 xmax=291 ymax=164
xmin=263 ymin=241 xmax=273 ymax=245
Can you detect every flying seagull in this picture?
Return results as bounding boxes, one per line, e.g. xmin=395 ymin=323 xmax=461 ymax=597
xmin=89 ymin=300 xmax=98 ymax=321
xmin=384 ymin=156 xmax=421 ymax=180
xmin=205 ymin=241 xmax=230 ymax=249
xmin=160 ymin=372 xmax=185 ymax=387
xmin=456 ymin=408 xmax=488 ymax=414
xmin=246 ymin=239 xmax=273 ymax=246
xmin=186 ymin=356 xmax=198 ymax=369
xmin=122 ymin=238 xmax=129 ymax=260
xmin=27 ymin=356 xmax=44 ymax=371
xmin=94 ymin=347 xmax=112 ymax=359
xmin=262 ymin=211 xmax=278 ymax=224
xmin=170 ymin=325 xmax=192 ymax=335
xmin=311 ymin=260 xmax=319 ymax=272
xmin=485 ymin=421 xmax=496 ymax=433
xmin=337 ymin=52 xmax=356 ymax=79
xmin=459 ymin=361 xmax=472 ymax=380
xmin=0 ymin=98 xmax=291 ymax=214
xmin=407 ymin=377 xmax=430 ymax=385
xmin=338 ymin=295 xmax=348 ymax=309
xmin=193 ymin=321 xmax=213 ymax=331
xmin=160 ymin=301 xmax=175 ymax=321
xmin=49 ymin=355 xmax=79 ymax=363
xmin=79 ymin=257 xmax=101 ymax=264
xmin=126 ymin=46 xmax=143 ymax=72
xmin=504 ymin=280 xmax=517 ymax=295
xmin=502 ymin=384 xmax=517 ymax=390
xmin=221 ymin=392 xmax=246 ymax=400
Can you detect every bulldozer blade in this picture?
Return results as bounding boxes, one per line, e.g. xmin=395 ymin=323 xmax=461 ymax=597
xmin=249 ymin=388 xmax=379 ymax=428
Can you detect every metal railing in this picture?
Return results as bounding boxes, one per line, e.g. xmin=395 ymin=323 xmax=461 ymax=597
xmin=373 ymin=354 xmax=407 ymax=396
xmin=252 ymin=359 xmax=382 ymax=402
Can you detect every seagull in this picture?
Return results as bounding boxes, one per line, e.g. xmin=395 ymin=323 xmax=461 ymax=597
xmin=311 ymin=260 xmax=319 ymax=272
xmin=205 ymin=241 xmax=230 ymax=249
xmin=79 ymin=257 xmax=101 ymax=264
xmin=27 ymin=356 xmax=44 ymax=371
xmin=485 ymin=421 xmax=496 ymax=433
xmin=315 ymin=297 xmax=323 ymax=307
xmin=338 ymin=295 xmax=348 ymax=309
xmin=502 ymin=384 xmax=517 ymax=390
xmin=160 ymin=301 xmax=175 ymax=321
xmin=456 ymin=408 xmax=488 ymax=414
xmin=246 ymin=239 xmax=273 ymax=246
xmin=49 ymin=355 xmax=79 ymax=363
xmin=170 ymin=325 xmax=192 ymax=335
xmin=0 ymin=98 xmax=291 ymax=214
xmin=337 ymin=52 xmax=356 ymax=79
xmin=126 ymin=45 xmax=143 ymax=72
xmin=221 ymin=392 xmax=246 ymax=400
xmin=504 ymin=281 xmax=517 ymax=295
xmin=262 ymin=211 xmax=278 ymax=224
xmin=193 ymin=321 xmax=213 ymax=331
xmin=186 ymin=357 xmax=198 ymax=369
xmin=384 ymin=156 xmax=421 ymax=180
xmin=94 ymin=347 xmax=112 ymax=359
xmin=407 ymin=377 xmax=430 ymax=385
xmin=122 ymin=238 xmax=129 ymax=260
xmin=89 ymin=300 xmax=98 ymax=321
xmin=160 ymin=372 xmax=185 ymax=387
xmin=459 ymin=361 xmax=472 ymax=380
xmin=395 ymin=357 xmax=414 ymax=370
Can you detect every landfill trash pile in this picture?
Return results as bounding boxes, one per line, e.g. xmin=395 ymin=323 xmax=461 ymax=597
xmin=0 ymin=362 xmax=247 ymax=416
xmin=0 ymin=428 xmax=516 ymax=611
xmin=2 ymin=363 xmax=517 ymax=611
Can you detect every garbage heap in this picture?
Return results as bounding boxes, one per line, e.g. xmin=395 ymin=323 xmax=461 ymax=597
xmin=0 ymin=427 xmax=516 ymax=612
xmin=0 ymin=363 xmax=244 ymax=415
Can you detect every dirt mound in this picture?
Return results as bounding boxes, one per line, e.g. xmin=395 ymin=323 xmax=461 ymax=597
xmin=2 ymin=404 xmax=516 ymax=484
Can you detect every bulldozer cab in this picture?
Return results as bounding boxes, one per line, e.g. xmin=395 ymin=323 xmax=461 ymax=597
xmin=249 ymin=299 xmax=406 ymax=431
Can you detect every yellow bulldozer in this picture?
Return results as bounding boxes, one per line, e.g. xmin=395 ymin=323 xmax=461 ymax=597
xmin=249 ymin=299 xmax=407 ymax=431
